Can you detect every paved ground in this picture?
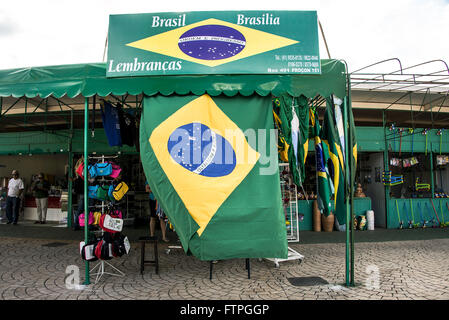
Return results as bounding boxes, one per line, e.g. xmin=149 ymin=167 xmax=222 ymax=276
xmin=1 ymin=221 xmax=449 ymax=300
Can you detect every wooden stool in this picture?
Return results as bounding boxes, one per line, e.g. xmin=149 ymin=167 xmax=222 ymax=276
xmin=138 ymin=236 xmax=159 ymax=274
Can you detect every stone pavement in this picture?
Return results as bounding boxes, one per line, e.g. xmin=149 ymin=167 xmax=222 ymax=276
xmin=1 ymin=222 xmax=449 ymax=300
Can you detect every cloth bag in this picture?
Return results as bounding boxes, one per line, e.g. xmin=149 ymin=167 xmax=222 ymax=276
xmin=79 ymin=212 xmax=94 ymax=227
xmin=96 ymin=185 xmax=111 ymax=201
xmin=95 ymin=162 xmax=113 ymax=176
xmin=112 ymin=182 xmax=129 ymax=201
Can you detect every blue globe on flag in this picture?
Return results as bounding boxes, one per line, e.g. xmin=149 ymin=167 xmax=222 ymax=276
xmin=178 ymin=24 xmax=246 ymax=61
xmin=167 ymin=122 xmax=236 ymax=177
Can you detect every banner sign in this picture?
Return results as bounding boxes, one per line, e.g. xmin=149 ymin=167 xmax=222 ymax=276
xmin=106 ymin=11 xmax=320 ymax=77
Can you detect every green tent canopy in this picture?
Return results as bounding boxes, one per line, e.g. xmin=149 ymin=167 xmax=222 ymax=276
xmin=0 ymin=58 xmax=351 ymax=262
xmin=0 ymin=59 xmax=346 ymax=99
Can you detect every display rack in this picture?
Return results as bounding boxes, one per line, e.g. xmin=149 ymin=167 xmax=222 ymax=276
xmin=87 ymin=154 xmax=125 ymax=283
xmin=265 ymin=163 xmax=304 ymax=268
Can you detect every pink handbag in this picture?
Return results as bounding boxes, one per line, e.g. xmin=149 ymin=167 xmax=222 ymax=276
xmin=109 ymin=162 xmax=122 ymax=178
xmin=79 ymin=212 xmax=94 ymax=227
xmin=111 ymin=209 xmax=123 ymax=219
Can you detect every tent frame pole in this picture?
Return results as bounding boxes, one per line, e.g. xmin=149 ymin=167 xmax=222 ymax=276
xmin=83 ymin=97 xmax=90 ymax=285
xmin=343 ymin=97 xmax=350 ymax=287
xmin=347 ymin=81 xmax=355 ymax=287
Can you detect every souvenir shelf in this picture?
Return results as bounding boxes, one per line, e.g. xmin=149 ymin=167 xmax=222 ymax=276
xmin=265 ymin=163 xmax=304 ymax=268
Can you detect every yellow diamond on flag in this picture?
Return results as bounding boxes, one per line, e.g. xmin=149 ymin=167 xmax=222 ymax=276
xmin=149 ymin=95 xmax=260 ymax=236
xmin=127 ymin=18 xmax=299 ymax=67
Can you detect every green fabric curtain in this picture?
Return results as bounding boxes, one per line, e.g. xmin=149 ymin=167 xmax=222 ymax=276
xmin=140 ymin=93 xmax=288 ymax=261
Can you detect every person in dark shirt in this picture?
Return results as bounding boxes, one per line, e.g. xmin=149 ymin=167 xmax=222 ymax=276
xmin=31 ymin=173 xmax=50 ymax=224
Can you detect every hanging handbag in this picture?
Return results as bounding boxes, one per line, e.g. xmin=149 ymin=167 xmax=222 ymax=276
xmin=77 ymin=163 xmax=95 ymax=180
xmin=79 ymin=212 xmax=95 ymax=227
xmin=99 ymin=214 xmax=123 ymax=233
xmin=101 ymin=241 xmax=113 ymax=260
xmin=96 ymin=185 xmax=111 ymax=201
xmin=94 ymin=240 xmax=104 ymax=260
xmin=93 ymin=211 xmax=102 ymax=225
xmin=112 ymin=182 xmax=129 ymax=201
xmin=75 ymin=160 xmax=84 ymax=178
xmin=109 ymin=162 xmax=122 ymax=178
xmin=111 ymin=234 xmax=127 ymax=257
xmin=95 ymin=162 xmax=113 ymax=176
xmin=80 ymin=241 xmax=99 ymax=261
xmin=113 ymin=209 xmax=123 ymax=219
xmin=88 ymin=165 xmax=98 ymax=178
xmin=108 ymin=184 xmax=115 ymax=200
xmin=88 ymin=185 xmax=99 ymax=199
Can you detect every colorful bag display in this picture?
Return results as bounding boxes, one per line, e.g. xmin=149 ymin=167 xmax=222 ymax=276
xmin=111 ymin=209 xmax=123 ymax=219
xmin=88 ymin=165 xmax=98 ymax=178
xmin=108 ymin=184 xmax=115 ymax=201
xmin=88 ymin=185 xmax=99 ymax=199
xmin=80 ymin=241 xmax=99 ymax=261
xmin=111 ymin=234 xmax=128 ymax=257
xmin=79 ymin=212 xmax=94 ymax=227
xmin=75 ymin=158 xmax=84 ymax=177
xmin=94 ymin=162 xmax=113 ymax=176
xmin=100 ymin=214 xmax=124 ymax=233
xmin=94 ymin=240 xmax=106 ymax=260
xmin=93 ymin=211 xmax=102 ymax=225
xmin=96 ymin=185 xmax=111 ymax=201
xmin=112 ymin=182 xmax=129 ymax=201
xmin=109 ymin=162 xmax=122 ymax=178
xmin=76 ymin=162 xmax=95 ymax=180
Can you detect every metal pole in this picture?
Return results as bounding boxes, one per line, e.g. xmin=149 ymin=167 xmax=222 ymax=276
xmin=383 ymin=111 xmax=391 ymax=228
xmin=44 ymin=98 xmax=48 ymax=131
xmin=318 ymin=20 xmax=331 ymax=59
xmin=83 ymin=97 xmax=90 ymax=285
xmin=343 ymin=97 xmax=350 ymax=287
xmin=67 ymin=110 xmax=74 ymax=229
xmin=24 ymin=98 xmax=27 ymax=125
xmin=430 ymin=150 xmax=435 ymax=198
xmin=67 ymin=151 xmax=73 ymax=229
xmin=347 ymin=95 xmax=355 ymax=287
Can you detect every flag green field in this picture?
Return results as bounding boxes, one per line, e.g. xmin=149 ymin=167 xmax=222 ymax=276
xmin=140 ymin=94 xmax=288 ymax=261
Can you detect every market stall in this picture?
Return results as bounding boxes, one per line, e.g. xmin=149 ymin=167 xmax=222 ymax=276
xmin=0 ymin=10 xmax=358 ymax=286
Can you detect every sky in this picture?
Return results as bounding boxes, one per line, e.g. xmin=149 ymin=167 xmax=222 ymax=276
xmin=0 ymin=0 xmax=448 ymax=74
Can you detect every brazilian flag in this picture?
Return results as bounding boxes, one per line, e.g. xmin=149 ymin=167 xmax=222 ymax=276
xmin=321 ymin=97 xmax=346 ymax=224
xmin=140 ymin=94 xmax=288 ymax=261
xmin=310 ymin=108 xmax=333 ymax=216
xmin=346 ymin=97 xmax=358 ymax=195
xmin=321 ymin=97 xmax=357 ymax=225
xmin=273 ymin=94 xmax=309 ymax=188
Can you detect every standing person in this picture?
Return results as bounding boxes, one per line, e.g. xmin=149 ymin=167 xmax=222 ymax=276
xmin=31 ymin=173 xmax=50 ymax=224
xmin=145 ymin=181 xmax=169 ymax=242
xmin=6 ymin=170 xmax=24 ymax=225
xmin=71 ymin=174 xmax=94 ymax=231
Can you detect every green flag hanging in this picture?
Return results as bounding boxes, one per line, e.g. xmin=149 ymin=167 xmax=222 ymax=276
xmin=321 ymin=97 xmax=346 ymax=225
xmin=273 ymin=94 xmax=310 ymax=188
xmin=140 ymin=94 xmax=288 ymax=261
xmin=310 ymin=108 xmax=333 ymax=216
xmin=320 ymin=96 xmax=358 ymax=225
xmin=346 ymin=96 xmax=358 ymax=195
